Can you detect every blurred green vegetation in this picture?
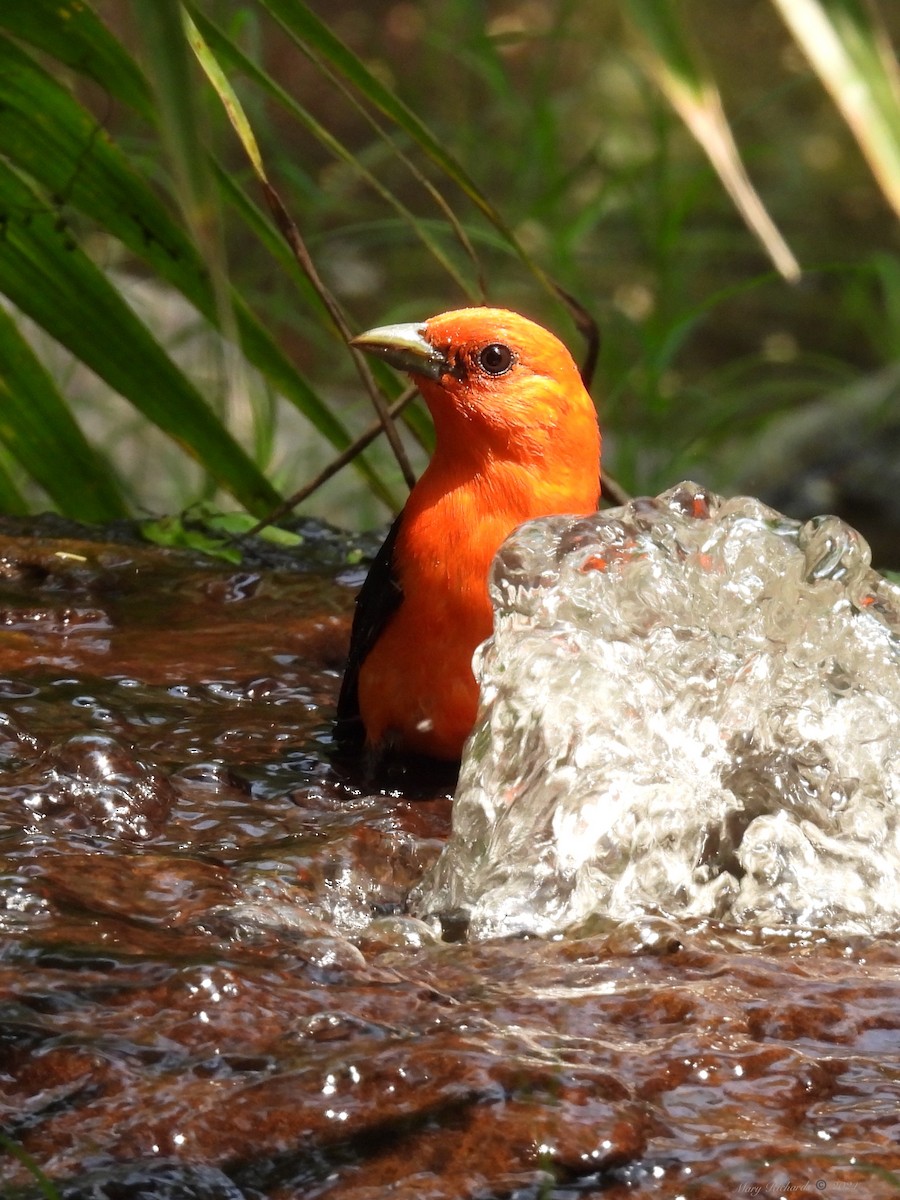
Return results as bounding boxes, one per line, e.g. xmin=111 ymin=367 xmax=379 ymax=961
xmin=0 ymin=0 xmax=898 ymax=559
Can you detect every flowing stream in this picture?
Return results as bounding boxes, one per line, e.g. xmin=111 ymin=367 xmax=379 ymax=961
xmin=0 ymin=514 xmax=898 ymax=1199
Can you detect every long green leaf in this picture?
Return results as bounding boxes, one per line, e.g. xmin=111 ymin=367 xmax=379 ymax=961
xmin=0 ymin=0 xmax=152 ymax=118
xmin=0 ymin=33 xmax=200 ymax=292
xmin=0 ymin=1128 xmax=61 ymax=1199
xmin=0 ymin=30 xmax=395 ymax=505
xmin=133 ymin=0 xmax=224 ymax=266
xmin=0 ymin=307 xmax=128 ymax=520
xmin=0 ymin=160 xmax=279 ymax=514
xmin=0 ymin=452 xmax=29 ymax=516
xmin=187 ymin=6 xmax=475 ymax=297
xmin=771 ymin=0 xmax=900 ymax=221
xmin=182 ymin=6 xmax=419 ymax=494
xmin=258 ymin=0 xmax=496 ymax=218
xmin=256 ymin=0 xmax=555 ymax=293
xmin=621 ymin=0 xmax=802 ymax=282
xmin=183 ymin=8 xmax=269 ymax=182
xmin=214 ymin=163 xmax=434 ymax=441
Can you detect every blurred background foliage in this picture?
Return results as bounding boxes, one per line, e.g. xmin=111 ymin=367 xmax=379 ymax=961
xmin=0 ymin=0 xmax=899 ymax=564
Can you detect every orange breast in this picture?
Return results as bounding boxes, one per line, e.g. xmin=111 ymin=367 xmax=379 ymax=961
xmin=357 ymin=452 xmax=599 ymax=759
xmin=357 ymin=490 xmax=497 ymax=759
xmin=358 ymin=616 xmax=483 ymax=760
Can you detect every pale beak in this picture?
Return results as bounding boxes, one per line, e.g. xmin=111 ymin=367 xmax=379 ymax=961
xmin=350 ymin=322 xmax=449 ymax=382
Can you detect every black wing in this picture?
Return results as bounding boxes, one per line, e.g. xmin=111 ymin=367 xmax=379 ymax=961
xmin=334 ymin=512 xmax=405 ymax=751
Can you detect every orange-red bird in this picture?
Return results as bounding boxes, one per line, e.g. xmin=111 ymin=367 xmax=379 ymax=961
xmin=336 ymin=307 xmax=601 ymax=762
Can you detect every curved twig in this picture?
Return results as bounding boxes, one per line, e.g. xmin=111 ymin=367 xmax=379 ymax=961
xmin=242 ymin=385 xmax=418 ymax=537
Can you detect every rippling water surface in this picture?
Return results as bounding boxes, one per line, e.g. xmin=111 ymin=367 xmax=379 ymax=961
xmin=0 ymin=516 xmax=898 ymax=1199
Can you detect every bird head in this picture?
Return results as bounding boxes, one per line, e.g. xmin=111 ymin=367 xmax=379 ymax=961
xmin=351 ymin=307 xmax=599 ymax=468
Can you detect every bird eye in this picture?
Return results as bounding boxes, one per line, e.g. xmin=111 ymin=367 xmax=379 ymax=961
xmin=478 ymin=343 xmax=514 ymax=376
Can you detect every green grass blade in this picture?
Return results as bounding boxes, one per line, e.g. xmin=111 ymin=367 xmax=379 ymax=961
xmin=132 ymin=0 xmax=245 ymax=460
xmin=183 ymin=8 xmax=268 ymax=181
xmin=771 ymin=0 xmax=900 ymax=220
xmin=0 ymin=160 xmax=279 ymax=515
xmin=0 ymin=23 xmax=324 ymax=435
xmin=256 ymin=0 xmax=555 ymax=294
xmin=0 ymin=1129 xmax=61 ymax=1199
xmin=0 ymin=34 xmax=198 ymax=289
xmin=0 ymin=307 xmax=128 ymax=520
xmin=187 ymin=6 xmax=475 ymax=297
xmin=132 ymin=0 xmax=223 ymax=262
xmin=291 ymin=49 xmax=486 ymax=297
xmin=0 ymin=31 xmax=396 ymax=505
xmin=258 ymin=0 xmax=494 ymax=217
xmin=182 ymin=5 xmax=418 ymax=492
xmin=0 ymin=453 xmax=29 ymax=515
xmin=212 ymin=169 xmax=407 ymax=502
xmin=621 ymin=0 xmax=802 ymax=281
xmin=0 ymin=0 xmax=152 ymax=117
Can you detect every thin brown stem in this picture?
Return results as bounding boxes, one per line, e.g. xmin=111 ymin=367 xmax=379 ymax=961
xmin=242 ymin=386 xmax=418 ymax=537
xmin=601 ymin=468 xmax=631 ymax=507
xmin=261 ymin=180 xmax=417 ymax=491
xmin=553 ymin=284 xmax=601 ymax=391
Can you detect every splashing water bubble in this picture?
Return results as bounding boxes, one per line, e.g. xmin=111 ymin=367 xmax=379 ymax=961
xmin=4 ymin=732 xmax=176 ymax=839
xmin=413 ymin=483 xmax=900 ymax=940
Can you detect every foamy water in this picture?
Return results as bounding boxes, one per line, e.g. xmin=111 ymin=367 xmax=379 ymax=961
xmin=414 ymin=483 xmax=900 ymax=939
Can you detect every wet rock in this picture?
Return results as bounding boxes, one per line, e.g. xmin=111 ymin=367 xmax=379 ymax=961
xmin=53 ymin=1163 xmax=255 ymax=1199
xmin=38 ymin=853 xmax=236 ymax=927
xmin=4 ymin=733 xmax=176 ymax=838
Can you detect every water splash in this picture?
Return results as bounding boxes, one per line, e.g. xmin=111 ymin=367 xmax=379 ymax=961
xmin=0 ymin=732 xmax=176 ymax=839
xmin=414 ymin=483 xmax=900 ymax=939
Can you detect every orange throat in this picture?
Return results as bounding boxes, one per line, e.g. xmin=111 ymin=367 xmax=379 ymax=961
xmin=357 ymin=453 xmax=598 ymax=760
